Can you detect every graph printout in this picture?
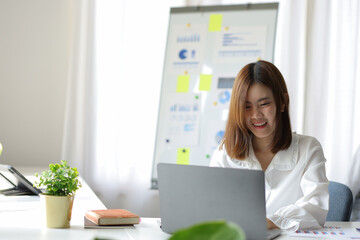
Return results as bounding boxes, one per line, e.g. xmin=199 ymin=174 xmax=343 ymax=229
xmin=287 ymin=226 xmax=360 ymax=239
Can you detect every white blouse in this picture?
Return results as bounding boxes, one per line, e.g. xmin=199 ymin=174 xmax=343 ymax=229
xmin=210 ymin=133 xmax=329 ymax=231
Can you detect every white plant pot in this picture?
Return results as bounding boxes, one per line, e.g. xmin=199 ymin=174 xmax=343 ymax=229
xmin=40 ymin=194 xmax=74 ymax=228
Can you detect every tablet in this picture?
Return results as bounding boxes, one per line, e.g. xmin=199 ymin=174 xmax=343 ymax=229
xmin=0 ymin=164 xmax=42 ymax=196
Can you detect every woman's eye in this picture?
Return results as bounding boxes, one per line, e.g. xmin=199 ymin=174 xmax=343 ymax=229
xmin=260 ymin=102 xmax=270 ymax=107
xmin=245 ymin=105 xmax=251 ymax=109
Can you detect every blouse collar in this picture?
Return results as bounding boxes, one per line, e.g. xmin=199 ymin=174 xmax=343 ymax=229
xmin=230 ymin=133 xmax=299 ymax=171
xmin=267 ymin=133 xmax=299 ymax=171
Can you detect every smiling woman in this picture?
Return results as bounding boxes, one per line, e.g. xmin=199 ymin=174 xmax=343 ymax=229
xmin=223 ymin=60 xmax=291 ymax=161
xmin=210 ymin=60 xmax=329 ymax=231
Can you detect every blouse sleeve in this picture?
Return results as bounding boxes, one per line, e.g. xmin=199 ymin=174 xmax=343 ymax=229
xmin=268 ymin=138 xmax=329 ymax=231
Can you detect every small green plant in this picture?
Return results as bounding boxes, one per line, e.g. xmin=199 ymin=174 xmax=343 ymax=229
xmin=34 ymin=160 xmax=82 ymax=196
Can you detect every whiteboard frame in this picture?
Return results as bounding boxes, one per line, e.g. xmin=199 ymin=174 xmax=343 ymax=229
xmin=151 ymin=3 xmax=279 ymax=189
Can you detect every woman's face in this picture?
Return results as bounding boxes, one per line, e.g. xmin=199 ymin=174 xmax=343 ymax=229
xmin=245 ymin=83 xmax=277 ymax=143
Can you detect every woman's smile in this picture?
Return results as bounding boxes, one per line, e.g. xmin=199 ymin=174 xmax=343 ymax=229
xmin=253 ymin=121 xmax=268 ymax=129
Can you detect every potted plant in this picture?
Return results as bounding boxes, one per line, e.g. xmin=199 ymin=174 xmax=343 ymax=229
xmin=34 ymin=160 xmax=82 ymax=228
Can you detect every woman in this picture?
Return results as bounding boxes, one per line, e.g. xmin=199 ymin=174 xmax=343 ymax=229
xmin=210 ymin=60 xmax=329 ymax=231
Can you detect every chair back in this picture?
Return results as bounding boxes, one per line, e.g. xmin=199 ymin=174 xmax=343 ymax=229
xmin=327 ymin=181 xmax=353 ymax=221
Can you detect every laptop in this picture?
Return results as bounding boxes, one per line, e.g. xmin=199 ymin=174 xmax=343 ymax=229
xmin=0 ymin=164 xmax=42 ymax=196
xmin=157 ymin=163 xmax=281 ymax=240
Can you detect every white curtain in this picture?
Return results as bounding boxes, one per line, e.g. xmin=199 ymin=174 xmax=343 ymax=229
xmin=274 ymin=0 xmax=360 ymax=196
xmin=63 ymin=0 xmax=360 ymax=217
xmin=62 ymin=0 xmax=97 ymax=186
xmin=63 ymin=0 xmax=184 ymax=216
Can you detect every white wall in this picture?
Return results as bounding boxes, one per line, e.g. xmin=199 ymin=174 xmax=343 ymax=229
xmin=0 ymin=0 xmax=70 ymax=166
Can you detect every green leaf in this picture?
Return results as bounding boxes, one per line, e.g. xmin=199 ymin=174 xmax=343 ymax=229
xmin=169 ymin=220 xmax=246 ymax=240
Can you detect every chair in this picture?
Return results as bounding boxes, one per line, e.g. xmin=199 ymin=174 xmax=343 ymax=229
xmin=326 ymin=181 xmax=353 ymax=221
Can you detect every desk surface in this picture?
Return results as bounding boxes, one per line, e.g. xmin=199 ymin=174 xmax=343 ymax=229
xmin=0 ymin=167 xmax=359 ymax=240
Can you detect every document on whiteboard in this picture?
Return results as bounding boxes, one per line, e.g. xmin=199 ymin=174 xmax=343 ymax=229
xmin=162 ymin=93 xmax=201 ymax=147
xmin=214 ymin=26 xmax=267 ymax=63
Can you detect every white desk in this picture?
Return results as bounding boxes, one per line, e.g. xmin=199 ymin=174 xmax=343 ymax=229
xmin=0 ymin=167 xmax=359 ymax=240
xmin=0 ymin=167 xmax=171 ymax=240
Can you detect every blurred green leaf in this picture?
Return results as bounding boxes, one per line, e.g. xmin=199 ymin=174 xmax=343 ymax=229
xmin=169 ymin=220 xmax=246 ymax=240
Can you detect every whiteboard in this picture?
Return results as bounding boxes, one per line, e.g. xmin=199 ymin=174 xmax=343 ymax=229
xmin=151 ymin=3 xmax=278 ymax=188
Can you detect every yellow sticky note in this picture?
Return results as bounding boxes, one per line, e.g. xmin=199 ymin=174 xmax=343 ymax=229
xmin=176 ymin=75 xmax=190 ymax=93
xmin=199 ymin=74 xmax=212 ymax=91
xmin=177 ymin=148 xmax=190 ymax=165
xmin=208 ymin=14 xmax=223 ymax=32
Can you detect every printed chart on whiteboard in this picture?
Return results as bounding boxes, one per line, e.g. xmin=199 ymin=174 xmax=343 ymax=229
xmin=151 ymin=4 xmax=279 ymax=188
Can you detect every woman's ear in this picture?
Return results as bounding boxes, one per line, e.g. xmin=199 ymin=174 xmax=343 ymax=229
xmin=281 ymin=93 xmax=289 ymax=112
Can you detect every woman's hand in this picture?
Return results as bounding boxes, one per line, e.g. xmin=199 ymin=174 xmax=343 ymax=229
xmin=266 ymin=218 xmax=279 ymax=229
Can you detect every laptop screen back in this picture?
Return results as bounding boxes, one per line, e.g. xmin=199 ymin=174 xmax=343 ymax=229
xmin=158 ymin=163 xmax=268 ymax=240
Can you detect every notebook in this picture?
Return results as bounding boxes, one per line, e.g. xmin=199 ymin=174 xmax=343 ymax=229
xmin=157 ymin=163 xmax=281 ymax=240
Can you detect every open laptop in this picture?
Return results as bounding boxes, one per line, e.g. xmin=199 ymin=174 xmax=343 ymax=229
xmin=157 ymin=163 xmax=281 ymax=240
